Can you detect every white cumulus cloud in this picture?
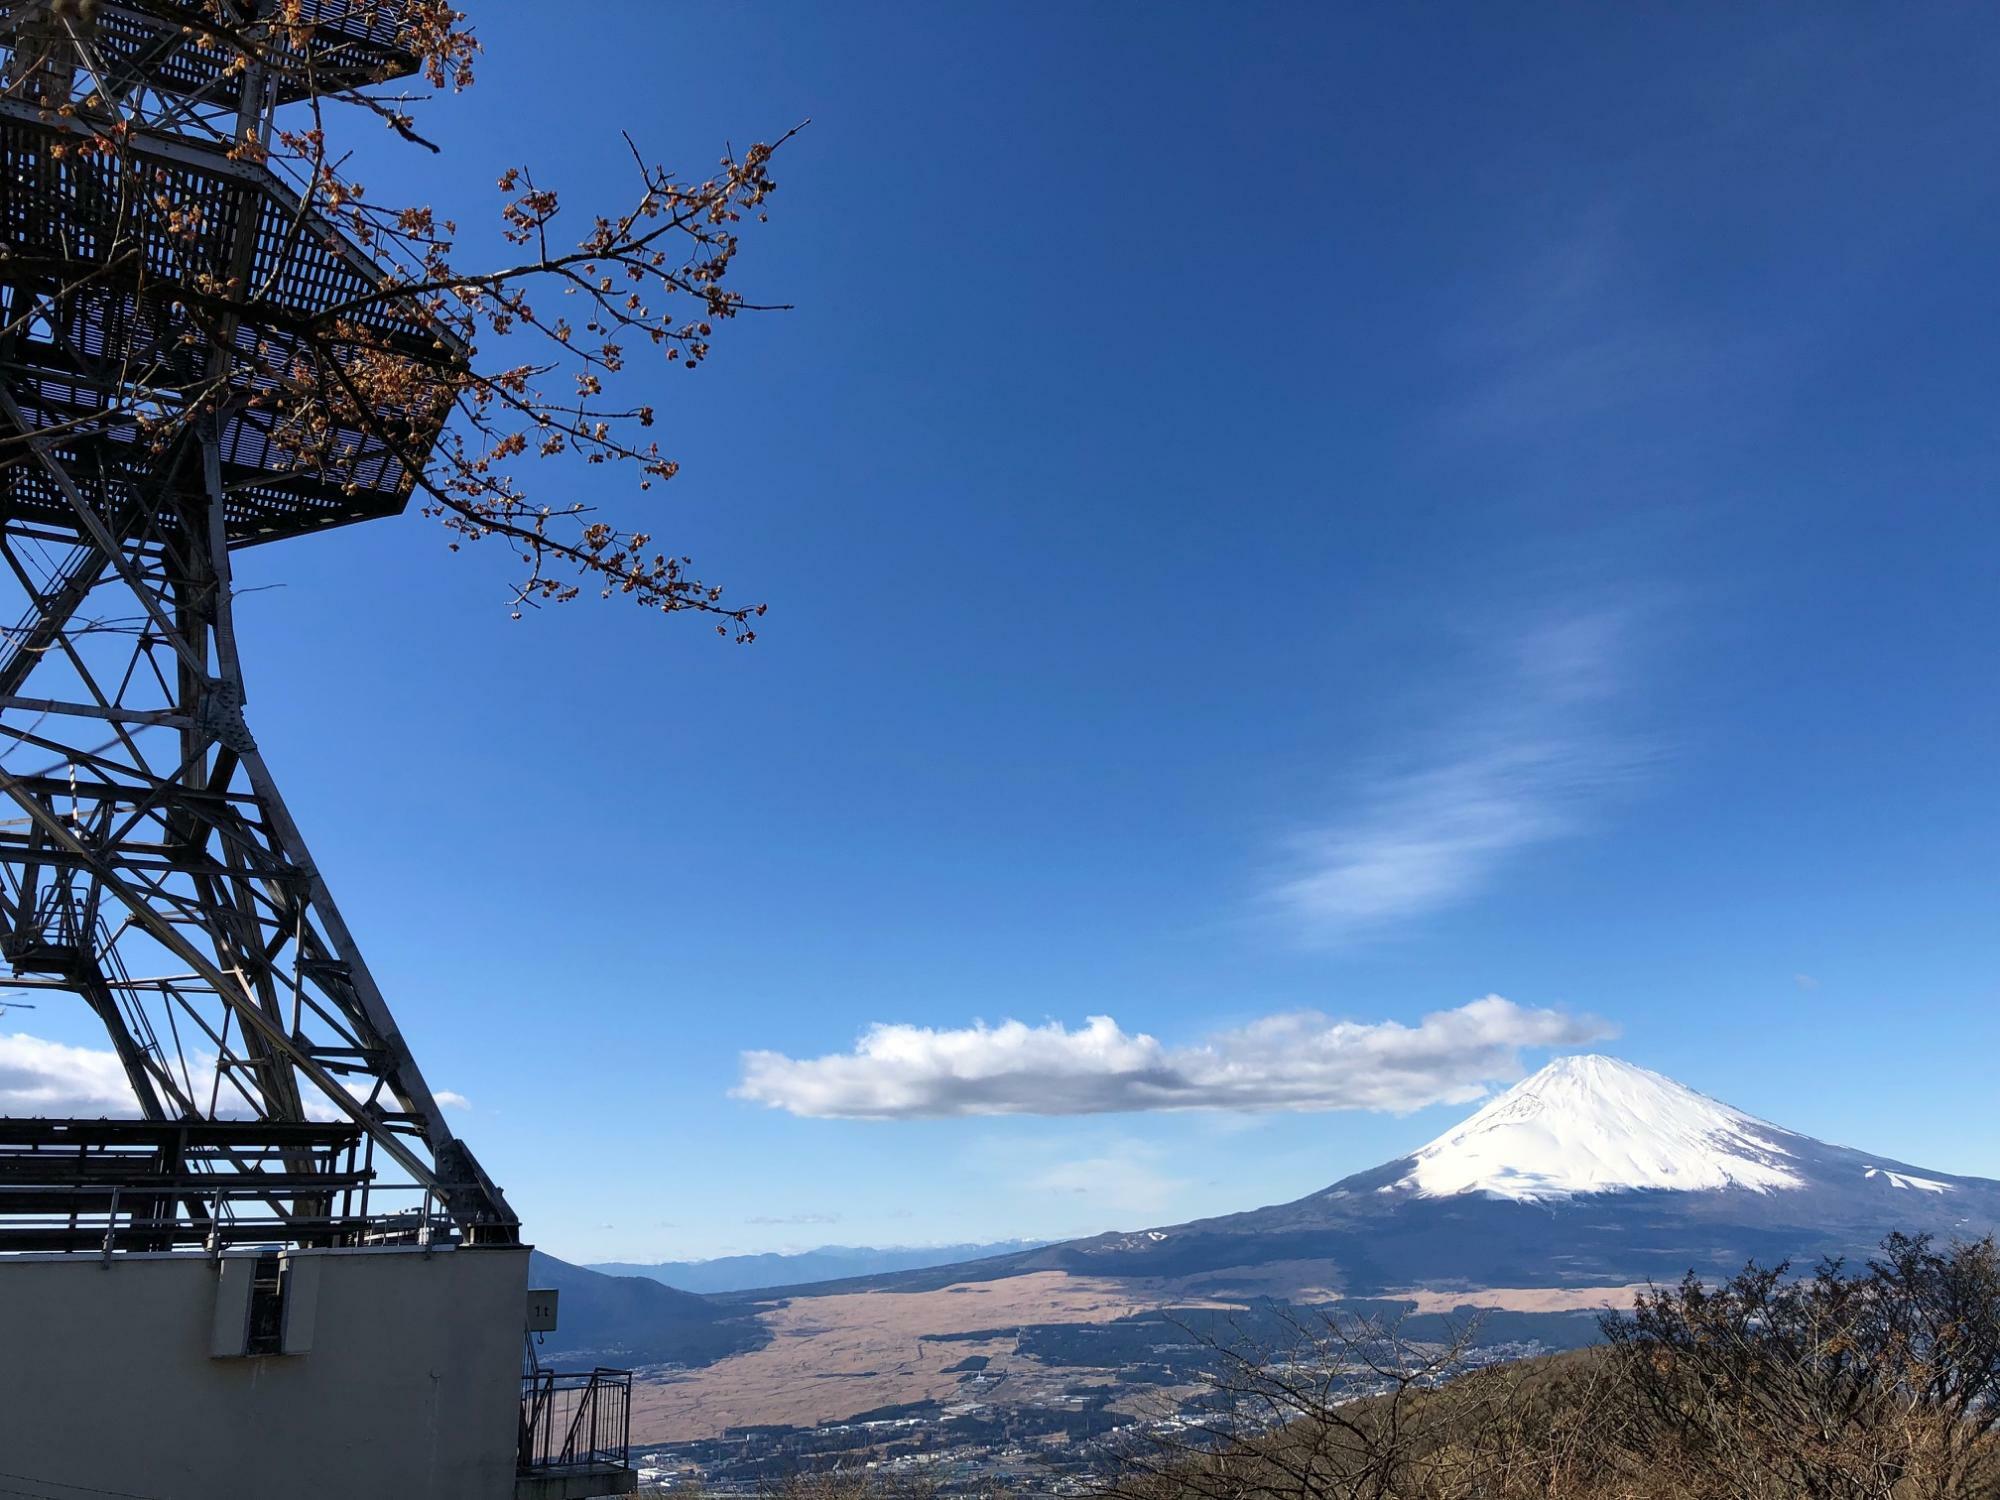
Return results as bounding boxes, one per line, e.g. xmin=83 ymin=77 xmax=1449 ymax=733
xmin=0 ymin=1032 xmax=474 ymax=1123
xmin=734 ymin=996 xmax=1613 ymax=1120
xmin=0 ymin=1033 xmax=139 ymax=1114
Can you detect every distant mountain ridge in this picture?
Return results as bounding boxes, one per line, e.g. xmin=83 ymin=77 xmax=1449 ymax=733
xmin=587 ymin=1239 xmax=1049 ymax=1294
xmin=526 ymin=1251 xmax=763 ymax=1367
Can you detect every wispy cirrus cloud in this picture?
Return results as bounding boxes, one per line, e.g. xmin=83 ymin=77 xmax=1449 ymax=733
xmin=1442 ymin=204 xmax=1768 ymax=446
xmin=734 ymin=995 xmax=1612 ymax=1120
xmin=1267 ymin=610 xmax=1646 ymax=945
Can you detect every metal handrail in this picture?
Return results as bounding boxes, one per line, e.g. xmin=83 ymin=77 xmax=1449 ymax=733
xmin=0 ymin=1181 xmax=449 ymax=1253
xmin=518 ymin=1367 xmax=633 ymax=1473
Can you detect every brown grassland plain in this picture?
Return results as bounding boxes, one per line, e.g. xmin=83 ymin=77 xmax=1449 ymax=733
xmin=629 ymin=1271 xmax=1225 ymax=1441
xmin=626 ymin=1269 xmax=1641 ymax=1443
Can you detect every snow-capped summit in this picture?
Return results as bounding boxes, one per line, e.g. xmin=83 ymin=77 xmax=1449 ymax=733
xmin=1400 ymin=1054 xmax=1804 ymax=1202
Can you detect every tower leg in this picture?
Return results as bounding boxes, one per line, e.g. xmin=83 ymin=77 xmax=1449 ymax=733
xmin=0 ymin=395 xmax=515 ymax=1242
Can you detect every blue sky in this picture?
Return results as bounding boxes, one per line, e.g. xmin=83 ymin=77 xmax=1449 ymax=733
xmin=12 ymin=4 xmax=2000 ymax=1263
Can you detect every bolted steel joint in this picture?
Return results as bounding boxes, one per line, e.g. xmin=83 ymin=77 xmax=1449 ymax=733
xmin=198 ymin=678 xmax=258 ymax=754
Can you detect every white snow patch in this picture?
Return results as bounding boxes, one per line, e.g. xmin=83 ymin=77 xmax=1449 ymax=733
xmin=1865 ymin=1168 xmax=1949 ymax=1194
xmin=1401 ymin=1055 xmax=1803 ymax=1203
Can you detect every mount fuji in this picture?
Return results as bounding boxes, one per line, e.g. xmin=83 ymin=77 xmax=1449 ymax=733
xmin=603 ymin=1057 xmax=2000 ymax=1436
xmin=849 ymin=1055 xmax=2000 ymax=1299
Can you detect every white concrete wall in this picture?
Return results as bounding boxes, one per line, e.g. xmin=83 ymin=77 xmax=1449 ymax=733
xmin=0 ymin=1243 xmax=530 ymax=1500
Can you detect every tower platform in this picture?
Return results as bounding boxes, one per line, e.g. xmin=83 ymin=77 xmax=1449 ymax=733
xmin=0 ymin=95 xmax=458 ymax=545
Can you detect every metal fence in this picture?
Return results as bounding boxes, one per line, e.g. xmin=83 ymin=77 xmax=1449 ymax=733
xmin=519 ymin=1367 xmax=633 ymax=1473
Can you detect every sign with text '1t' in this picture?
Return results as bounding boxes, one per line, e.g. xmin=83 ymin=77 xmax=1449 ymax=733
xmin=527 ymin=1289 xmax=560 ymax=1333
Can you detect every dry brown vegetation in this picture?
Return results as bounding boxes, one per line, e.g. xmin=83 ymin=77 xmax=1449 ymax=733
xmin=1105 ymin=1234 xmax=2000 ymax=1500
xmin=629 ymin=1272 xmax=1229 ymax=1442
xmin=638 ymin=1479 xmax=952 ymax=1500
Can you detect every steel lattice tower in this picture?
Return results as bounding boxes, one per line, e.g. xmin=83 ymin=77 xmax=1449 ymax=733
xmin=0 ymin=1 xmax=515 ymax=1247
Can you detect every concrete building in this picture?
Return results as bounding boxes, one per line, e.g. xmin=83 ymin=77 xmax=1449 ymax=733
xmin=0 ymin=1237 xmax=635 ymax=1499
xmin=1 ymin=1245 xmax=529 ymax=1499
